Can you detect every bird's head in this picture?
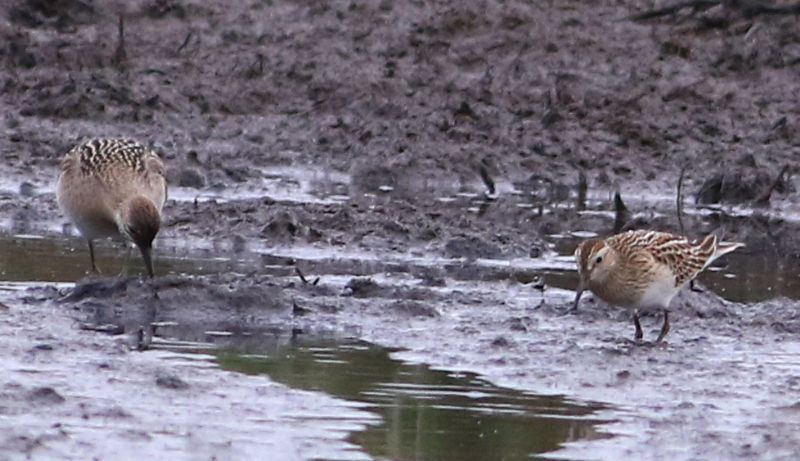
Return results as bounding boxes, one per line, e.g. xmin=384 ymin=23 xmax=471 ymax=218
xmin=119 ymin=196 xmax=161 ymax=277
xmin=575 ymin=238 xmax=618 ymax=284
xmin=572 ymin=238 xmax=618 ymax=310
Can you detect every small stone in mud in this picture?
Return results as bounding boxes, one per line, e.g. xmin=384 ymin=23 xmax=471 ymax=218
xmin=29 ymin=387 xmax=65 ymax=405
xmin=31 ymin=343 xmax=53 ymax=352
xmin=419 ymin=276 xmax=446 ymax=287
xmin=387 ymin=300 xmax=438 ymax=318
xmin=261 ymin=211 xmax=317 ymax=241
xmin=176 ymin=168 xmax=206 ymax=188
xmin=231 ymin=234 xmax=247 ymax=253
xmin=18 ymin=181 xmax=36 ymax=197
xmin=491 ymin=336 xmax=511 ymax=348
xmin=61 ymin=279 xmax=129 ymax=303
xmin=616 ymin=370 xmax=631 ymax=380
xmin=345 ymin=277 xmax=380 ymax=297
xmin=508 ymin=318 xmax=528 ymax=332
xmin=444 ymin=236 xmax=502 ymax=259
xmin=155 ymin=374 xmax=189 ymax=390
xmin=92 ymin=406 xmax=132 ymax=419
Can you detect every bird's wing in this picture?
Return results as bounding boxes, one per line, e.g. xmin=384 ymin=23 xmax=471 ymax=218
xmin=607 ymin=230 xmax=707 ymax=287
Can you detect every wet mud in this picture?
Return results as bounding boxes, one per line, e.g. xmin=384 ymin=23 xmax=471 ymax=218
xmin=2 ymin=0 xmax=800 ymax=460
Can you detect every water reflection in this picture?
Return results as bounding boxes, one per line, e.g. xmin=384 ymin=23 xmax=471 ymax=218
xmin=3 ymin=231 xmax=798 ymax=303
xmin=218 ymin=339 xmax=611 ymax=461
xmin=0 ymin=234 xmax=239 ymax=282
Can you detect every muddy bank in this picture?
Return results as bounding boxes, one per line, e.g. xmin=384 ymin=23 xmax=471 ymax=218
xmin=25 ymin=254 xmax=800 ymax=461
xmin=0 ymin=283 xmax=378 ymax=461
xmin=1 ymin=0 xmax=799 ymax=199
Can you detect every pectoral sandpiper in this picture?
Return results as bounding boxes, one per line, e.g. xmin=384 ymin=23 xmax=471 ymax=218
xmin=57 ymin=138 xmax=167 ymax=277
xmin=573 ymin=229 xmax=744 ymax=343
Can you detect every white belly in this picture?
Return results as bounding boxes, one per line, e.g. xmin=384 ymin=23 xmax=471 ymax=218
xmin=637 ymin=267 xmax=680 ymax=309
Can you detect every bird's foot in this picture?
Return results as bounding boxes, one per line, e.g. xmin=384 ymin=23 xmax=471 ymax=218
xmin=557 ymin=305 xmax=579 ymax=316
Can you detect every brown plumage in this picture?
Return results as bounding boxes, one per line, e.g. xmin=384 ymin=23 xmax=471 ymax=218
xmin=57 ymin=138 xmax=167 ymax=277
xmin=573 ymin=230 xmax=744 ymax=343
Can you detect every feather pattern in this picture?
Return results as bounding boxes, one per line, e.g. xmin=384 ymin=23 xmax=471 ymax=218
xmin=575 ymin=229 xmax=744 ymax=309
xmin=605 ymin=230 xmax=718 ymax=287
xmin=57 ymin=138 xmax=168 ymax=277
xmin=573 ymin=229 xmax=743 ymax=342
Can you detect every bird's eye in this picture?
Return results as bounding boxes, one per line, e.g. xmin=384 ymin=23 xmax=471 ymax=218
xmin=595 ymin=256 xmax=603 ymax=264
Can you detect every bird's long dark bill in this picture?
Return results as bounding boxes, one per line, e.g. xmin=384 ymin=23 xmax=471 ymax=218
xmin=572 ymin=281 xmax=584 ymax=311
xmin=139 ymin=245 xmax=155 ymax=278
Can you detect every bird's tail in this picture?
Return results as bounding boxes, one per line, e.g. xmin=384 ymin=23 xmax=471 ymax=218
xmin=716 ymin=240 xmax=745 ymax=257
xmin=698 ymin=234 xmax=744 ymax=269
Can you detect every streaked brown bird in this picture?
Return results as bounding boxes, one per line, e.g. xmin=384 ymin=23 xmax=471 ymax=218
xmin=57 ymin=138 xmax=167 ymax=277
xmin=573 ymin=230 xmax=744 ymax=343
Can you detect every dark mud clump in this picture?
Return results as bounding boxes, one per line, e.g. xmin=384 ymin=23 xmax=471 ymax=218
xmin=9 ymin=0 xmax=97 ymax=30
xmin=695 ymin=158 xmax=793 ymax=205
xmin=59 ymin=274 xmax=291 ymax=334
xmin=444 ymin=236 xmax=502 ymax=259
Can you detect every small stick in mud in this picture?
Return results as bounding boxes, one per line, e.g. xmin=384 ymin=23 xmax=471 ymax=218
xmin=478 ymin=157 xmax=496 ymax=196
xmin=295 ymin=266 xmax=309 ymax=283
xmin=676 ymin=165 xmax=687 ymax=235
xmin=295 ymin=266 xmax=320 ymax=285
xmin=112 ymin=14 xmax=127 ymax=69
xmin=177 ymin=31 xmax=194 ymax=53
xmin=79 ymin=323 xmax=125 ymax=335
xmin=753 ymin=164 xmax=790 ymax=206
xmin=292 ymin=300 xmax=311 ymax=317
xmin=613 ymin=191 xmax=629 ymax=234
xmin=629 ymin=0 xmax=720 ymax=21
xmin=630 ymin=0 xmax=800 ymax=22
xmin=135 ymin=326 xmax=152 ymax=351
xmin=576 ymin=170 xmax=587 ymax=211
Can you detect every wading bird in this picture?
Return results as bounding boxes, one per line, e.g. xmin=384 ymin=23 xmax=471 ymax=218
xmin=573 ymin=230 xmax=744 ymax=343
xmin=57 ymin=138 xmax=167 ymax=277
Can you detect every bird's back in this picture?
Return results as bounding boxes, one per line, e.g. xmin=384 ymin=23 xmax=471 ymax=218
xmin=57 ymin=138 xmax=167 ymax=240
xmin=606 ymin=230 xmax=736 ymax=288
xmin=59 ymin=138 xmax=167 ymax=210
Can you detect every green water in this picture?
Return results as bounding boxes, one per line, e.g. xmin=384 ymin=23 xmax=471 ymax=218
xmin=218 ymin=339 xmax=610 ymax=461
xmin=0 ymin=235 xmax=242 ymax=281
xmin=3 ymin=231 xmax=795 ymax=303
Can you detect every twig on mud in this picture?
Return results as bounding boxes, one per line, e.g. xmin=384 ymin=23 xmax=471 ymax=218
xmin=136 ymin=326 xmax=152 ymax=351
xmin=177 ymin=31 xmax=194 ymax=53
xmin=576 ymin=170 xmax=587 ymax=211
xmin=295 ymin=266 xmax=320 ymax=286
xmin=677 ymin=165 xmax=687 ymax=235
xmin=112 ymin=14 xmax=127 ymax=70
xmin=292 ymin=299 xmax=311 ymax=317
xmin=630 ymin=0 xmax=800 ymax=22
xmin=753 ymin=164 xmax=790 ymax=206
xmin=479 ymin=157 xmax=496 ymax=196
xmin=613 ymin=191 xmax=629 ymax=234
xmin=79 ymin=323 xmax=124 ymax=335
xmin=738 ymin=1 xmax=800 ymax=17
xmin=630 ymin=0 xmax=720 ymax=21
xmin=295 ymin=266 xmax=308 ymax=283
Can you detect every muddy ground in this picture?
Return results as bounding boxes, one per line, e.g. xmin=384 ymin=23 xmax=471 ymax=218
xmin=1 ymin=0 xmax=800 ymax=460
